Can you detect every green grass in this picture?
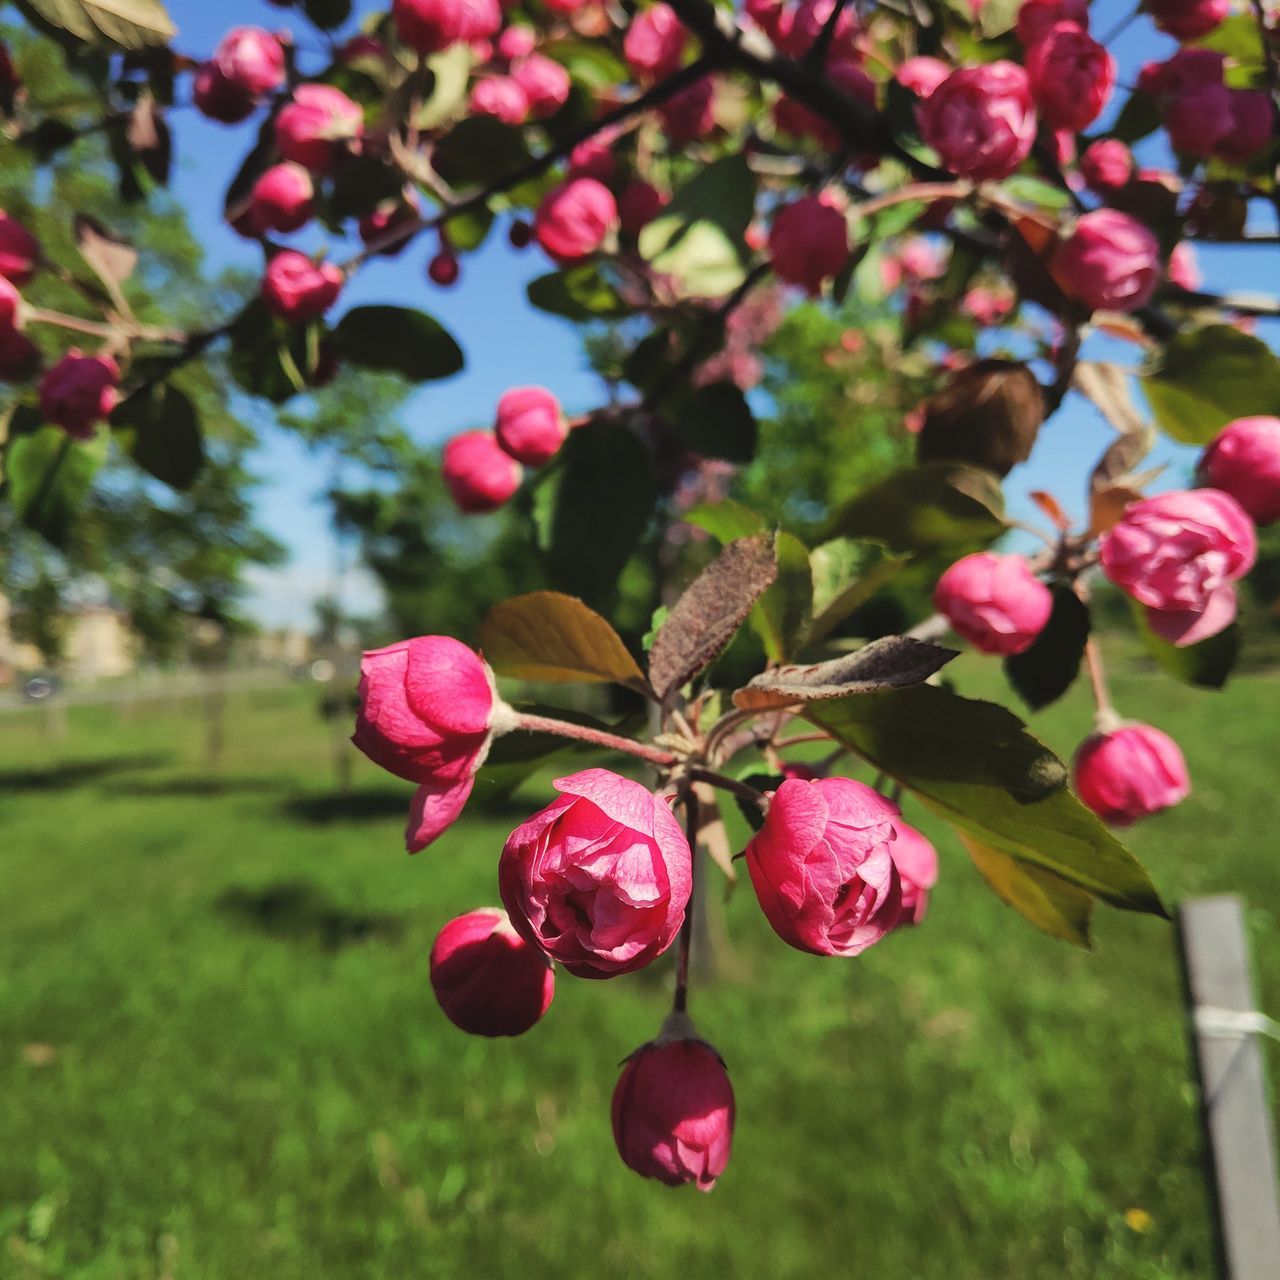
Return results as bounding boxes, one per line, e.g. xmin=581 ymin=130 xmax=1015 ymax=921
xmin=2 ymin=655 xmax=1278 ymax=1280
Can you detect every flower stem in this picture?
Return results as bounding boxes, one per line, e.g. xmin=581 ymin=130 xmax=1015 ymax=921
xmin=1083 ymin=636 xmax=1121 ymax=731
xmin=687 ymin=766 xmax=769 ymax=811
xmin=512 ymin=712 xmax=677 ymax=767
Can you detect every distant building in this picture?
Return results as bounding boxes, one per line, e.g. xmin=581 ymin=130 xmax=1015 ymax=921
xmin=0 ymin=595 xmax=136 ymax=685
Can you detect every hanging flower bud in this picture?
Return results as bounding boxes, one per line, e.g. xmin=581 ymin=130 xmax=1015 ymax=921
xmin=624 ymin=4 xmax=688 ymax=82
xmin=469 ymin=75 xmax=529 ymax=125
xmin=1199 ymin=417 xmax=1280 ymax=526
xmin=39 ymin=350 xmax=120 ymax=440
xmin=933 ymin=552 xmax=1053 ymax=656
xmin=1051 ymin=209 xmax=1160 ymax=313
xmin=261 ymin=251 xmax=344 ymax=323
xmin=534 ymin=178 xmax=617 ymax=263
xmin=768 ymin=195 xmax=849 ymax=296
xmin=442 ymin=429 xmax=521 ymax=512
xmin=249 ymin=163 xmax=315 ymax=235
xmin=494 ymin=386 xmax=568 ymax=466
xmin=1074 ymin=724 xmax=1190 ymax=826
xmin=511 ymin=54 xmax=571 ymax=118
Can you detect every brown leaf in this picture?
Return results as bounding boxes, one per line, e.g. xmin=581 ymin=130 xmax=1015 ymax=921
xmin=74 ymin=214 xmax=137 ymax=288
xmin=1029 ymin=490 xmax=1071 ymax=532
xmin=649 ymin=534 xmax=778 ymax=700
xmin=125 ymin=92 xmax=171 ymax=184
xmin=732 ymin=635 xmax=957 ymax=710
xmin=1088 ymin=483 xmax=1143 ymax=536
xmin=1073 ymin=361 xmax=1148 ymax=439
xmin=692 ymin=782 xmax=737 ymax=886
xmin=478 ymin=592 xmax=649 ymax=691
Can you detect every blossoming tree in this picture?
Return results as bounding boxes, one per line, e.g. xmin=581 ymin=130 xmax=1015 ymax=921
xmin=3 ymin=0 xmax=1280 ymax=1191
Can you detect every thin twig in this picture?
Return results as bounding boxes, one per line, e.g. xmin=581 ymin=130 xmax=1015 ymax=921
xmin=514 ymin=711 xmax=677 ymax=767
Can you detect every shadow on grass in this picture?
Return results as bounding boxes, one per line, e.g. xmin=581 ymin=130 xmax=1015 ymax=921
xmin=216 ymin=880 xmax=404 ymax=950
xmin=0 ymin=752 xmax=170 ymax=791
xmin=113 ymin=777 xmax=283 ymax=798
xmin=281 ymin=788 xmax=411 ymax=824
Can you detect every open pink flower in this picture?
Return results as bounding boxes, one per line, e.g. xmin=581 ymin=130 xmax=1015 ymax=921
xmin=1025 ymin=22 xmax=1114 ymax=133
xmin=1052 ymin=209 xmax=1160 ymax=313
xmin=890 ymin=821 xmax=938 ymax=925
xmin=499 ymin=769 xmax=692 ymax=978
xmin=430 ymin=908 xmax=554 ymax=1036
xmin=612 ymin=1029 xmax=734 ymax=1191
xmin=933 ymin=553 xmax=1053 ymax=656
xmin=1100 ymin=489 xmax=1257 ymax=646
xmin=353 ymin=635 xmax=498 ymax=849
xmin=1074 ymin=724 xmax=1190 ymax=826
xmin=745 ymin=776 xmax=902 ymax=956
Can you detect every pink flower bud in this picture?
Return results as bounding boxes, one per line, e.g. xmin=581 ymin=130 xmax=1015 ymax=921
xmin=0 ymin=211 xmax=38 ymax=285
xmin=193 ymin=66 xmax=255 ymax=124
xmin=261 ymin=252 xmax=342 ymax=323
xmin=1199 ymin=418 xmax=1280 ymax=526
xmin=567 ymin=131 xmax=619 ymax=182
xmin=0 ymin=275 xmax=19 ymax=331
xmin=890 ymin=821 xmax=938 ymax=925
xmin=353 ymin=635 xmax=497 ymax=847
xmin=1051 ymin=209 xmax=1160 ymax=313
xmin=511 ymin=53 xmax=570 ymax=118
xmin=1140 ymin=47 xmax=1225 ymax=98
xmin=617 ymin=180 xmax=668 ymax=237
xmin=1166 ymin=241 xmax=1201 ymax=291
xmin=1164 ymin=82 xmax=1234 ymax=156
xmin=442 ymin=429 xmax=522 ymax=511
xmin=1214 ymin=89 xmax=1273 ymax=163
xmin=0 ymin=326 xmax=38 ymax=382
xmin=429 ymin=908 xmax=554 ymax=1036
xmin=933 ymin=552 xmax=1053 ymax=656
xmin=393 ymin=0 xmax=501 ymax=54
xmin=499 ymin=768 xmax=693 ymax=978
xmin=1015 ymin=0 xmax=1088 ymax=44
xmin=1025 ymin=23 xmax=1114 ymax=133
xmin=212 ymin=26 xmax=286 ymax=97
xmin=612 ymin=1029 xmax=734 ymax=1191
xmin=534 ymin=177 xmax=617 ymax=263
xmin=1100 ymin=489 xmax=1257 ymax=646
xmin=1147 ymin=0 xmax=1229 ymax=41
xmin=249 ymin=162 xmax=314 ymax=234
xmin=469 ymin=74 xmax=529 ymax=124
xmin=494 ymin=385 xmax=567 ymax=466
xmin=1074 ymin=724 xmax=1190 ymax=826
xmin=427 ymin=249 xmax=460 ymax=285
xmin=895 ymin=55 xmax=950 ymax=99
xmin=657 ymin=74 xmax=716 ymax=142
xmin=496 ymin=24 xmax=537 ymax=60
xmin=918 ymin=61 xmax=1037 ymax=182
xmin=1080 ymin=138 xmax=1134 ymax=191
xmin=357 ymin=193 xmax=421 ymax=256
xmin=768 ymin=194 xmax=849 ymax=296
xmin=39 ymin=350 xmax=120 ymax=440
xmin=274 ymin=84 xmax=364 ymax=174
xmin=746 ymin=776 xmax=902 ymax=956
xmin=624 ymin=4 xmax=687 ymax=82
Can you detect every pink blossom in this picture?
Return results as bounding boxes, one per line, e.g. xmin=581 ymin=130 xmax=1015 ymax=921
xmin=961 ymin=284 xmax=1014 ymax=326
xmin=0 ymin=212 xmax=36 ymax=285
xmin=1080 ymin=139 xmax=1134 ymax=191
xmin=261 ymin=251 xmax=343 ymax=323
xmin=249 ymin=163 xmax=314 ymax=235
xmin=1025 ymin=23 xmax=1114 ymax=133
xmin=442 ymin=429 xmax=522 ymax=512
xmin=895 ymin=56 xmax=950 ymax=99
xmin=211 ymin=26 xmax=285 ymax=97
xmin=39 ymin=350 xmax=120 ymax=439
xmin=499 ymin=769 xmax=692 ymax=978
xmin=918 ymin=62 xmax=1037 ymax=182
xmin=393 ymin=0 xmax=501 ymax=54
xmin=1014 ymin=0 xmax=1089 ymax=46
xmin=1074 ymin=725 xmax=1190 ymax=826
xmin=192 ymin=64 xmax=256 ymax=124
xmin=429 ymin=908 xmax=554 ymax=1036
xmin=511 ymin=53 xmax=570 ymax=118
xmin=768 ymin=194 xmax=849 ymax=295
xmin=1052 ymin=209 xmax=1160 ymax=313
xmin=1200 ymin=417 xmax=1280 ymax=526
xmin=494 ymin=385 xmax=567 ymax=466
xmin=618 ymin=180 xmax=669 ymax=237
xmin=745 ymin=776 xmax=902 ymax=956
xmin=657 ymin=74 xmax=717 ymax=142
xmin=1139 ymin=48 xmax=1225 ymax=98
xmin=534 ymin=178 xmax=617 ymax=262
xmin=1147 ymin=0 xmax=1229 ymax=41
xmin=612 ymin=1032 xmax=734 ymax=1191
xmin=469 ymin=75 xmax=529 ymax=124
xmin=496 ymin=24 xmax=536 ymax=60
xmin=890 ymin=821 xmax=938 ymax=925
xmin=1100 ymin=489 xmax=1257 ymax=646
xmin=624 ymin=4 xmax=687 ymax=82
xmin=773 ymin=0 xmax=862 ymax=60
xmin=357 ymin=193 xmax=421 ymax=256
xmin=567 ymin=132 xmax=619 ymax=182
xmin=933 ymin=552 xmax=1052 ymax=656
xmin=0 ymin=326 xmax=38 ymax=381
xmin=1167 ymin=241 xmax=1201 ymax=291
xmin=275 ymin=84 xmax=364 ymax=174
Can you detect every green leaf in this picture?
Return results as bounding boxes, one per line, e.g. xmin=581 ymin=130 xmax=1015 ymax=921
xmin=638 ymin=154 xmax=755 ymax=299
xmin=415 ymin=45 xmax=474 ymax=130
xmin=303 ymin=0 xmax=351 ymax=29
xmin=535 ymin=419 xmax=657 ymax=605
xmin=829 ymin=462 xmax=1007 ymax=553
xmin=330 ymin=306 xmax=463 ymax=382
xmin=673 ymin=382 xmax=758 ymax=463
xmin=478 ymin=591 xmax=648 ymax=690
xmin=1004 ymin=586 xmax=1090 ymax=711
xmin=1130 ymin=599 xmax=1240 ymax=689
xmin=808 ymin=537 xmax=909 ymax=644
xmin=681 ymin=499 xmax=765 ymax=543
xmin=527 ymin=264 xmax=629 ymax=320
xmin=433 ymin=116 xmax=531 ymax=188
xmin=1109 ymin=90 xmax=1162 ymax=145
xmin=540 ymin=37 xmax=627 ymax=90
xmin=227 ymin=303 xmax=314 ymax=404
xmin=999 ymin=176 xmax=1073 ymax=211
xmin=806 ymin=685 xmax=1166 ymax=915
xmin=1143 ymin=324 xmax=1280 ymax=444
xmin=110 ymin=383 xmax=203 ymax=491
xmin=752 ymin=530 xmax=811 ymax=662
xmin=961 ymin=835 xmax=1094 ymax=946
xmin=5 ymin=423 xmax=108 ymax=546
xmin=14 ymin=0 xmax=175 ymax=49
xmin=326 ymin=155 xmax=405 ymax=223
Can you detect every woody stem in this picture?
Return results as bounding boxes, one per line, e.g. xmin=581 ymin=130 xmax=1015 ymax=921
xmin=512 ymin=712 xmax=677 ymax=767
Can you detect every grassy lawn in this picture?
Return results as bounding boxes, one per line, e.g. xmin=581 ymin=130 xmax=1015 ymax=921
xmin=2 ymin=651 xmax=1278 ymax=1280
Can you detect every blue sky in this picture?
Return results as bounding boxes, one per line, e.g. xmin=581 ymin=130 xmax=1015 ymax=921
xmin=165 ymin=0 xmax=1279 ymax=628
